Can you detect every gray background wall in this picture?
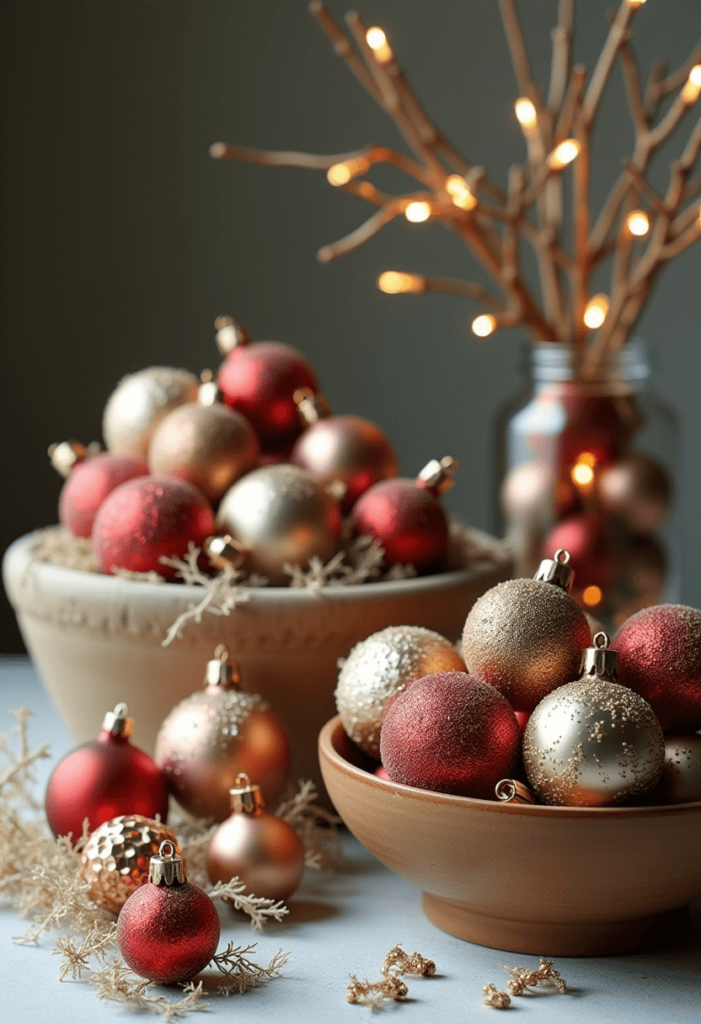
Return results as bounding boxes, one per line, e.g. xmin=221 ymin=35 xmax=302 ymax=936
xmin=1 ymin=0 xmax=699 ymax=651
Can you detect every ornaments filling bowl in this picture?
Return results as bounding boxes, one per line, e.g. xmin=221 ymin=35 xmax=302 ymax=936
xmin=318 ymin=715 xmax=701 ymax=957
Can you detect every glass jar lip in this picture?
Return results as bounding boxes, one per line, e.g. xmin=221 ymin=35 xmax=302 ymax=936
xmin=530 ymin=338 xmax=651 ymax=383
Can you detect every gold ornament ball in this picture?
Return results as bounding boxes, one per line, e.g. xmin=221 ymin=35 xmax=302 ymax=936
xmin=661 ymin=735 xmax=701 ymax=804
xmin=598 ymin=452 xmax=671 ymax=534
xmin=216 ymin=464 xmax=342 ymax=585
xmin=148 ymin=402 xmax=259 ymax=503
xmin=335 ymin=625 xmax=465 ymax=759
xmin=207 ymin=805 xmax=305 ymax=903
xmin=79 ymin=814 xmax=181 ymax=914
xmin=462 ymin=578 xmax=591 ymax=711
xmin=103 ymin=366 xmax=200 ymax=457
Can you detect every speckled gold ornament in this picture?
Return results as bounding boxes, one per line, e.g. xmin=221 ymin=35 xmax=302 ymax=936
xmin=79 ymin=814 xmax=181 ymax=914
xmin=661 ymin=735 xmax=701 ymax=804
xmin=523 ymin=633 xmax=665 ymax=806
xmin=335 ymin=625 xmax=465 ymax=758
xmin=154 ymin=646 xmax=290 ymax=821
xmin=103 ymin=366 xmax=200 ymax=457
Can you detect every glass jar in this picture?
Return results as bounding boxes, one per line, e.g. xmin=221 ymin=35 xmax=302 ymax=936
xmin=495 ymin=340 xmax=680 ymax=631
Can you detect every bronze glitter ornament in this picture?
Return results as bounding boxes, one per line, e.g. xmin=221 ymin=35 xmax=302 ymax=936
xmin=102 ymin=366 xmax=200 ymax=457
xmin=661 ymin=735 xmax=701 ymax=804
xmin=79 ymin=814 xmax=181 ymax=914
xmin=154 ymin=646 xmax=290 ymax=821
xmin=335 ymin=625 xmax=465 ymax=758
xmin=523 ymin=633 xmax=665 ymax=806
xmin=216 ymin=463 xmax=342 ymax=585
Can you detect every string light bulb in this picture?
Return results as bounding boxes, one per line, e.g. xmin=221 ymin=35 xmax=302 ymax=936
xmin=547 ymin=139 xmax=580 ymax=170
xmin=514 ymin=97 xmax=538 ymax=130
xmin=583 ymin=293 xmax=610 ymax=329
xmin=471 ymin=314 xmax=497 ymax=337
xmin=327 ymin=156 xmax=370 ymax=186
xmin=378 ymin=271 xmax=424 ymax=294
xmin=626 ymin=209 xmax=650 ymax=236
xmin=626 ymin=0 xmax=647 ymax=8
xmin=366 ymin=27 xmax=393 ymax=64
xmin=681 ymin=65 xmax=701 ymax=104
xmin=405 ymin=201 xmax=431 ymax=223
xmin=582 ymin=586 xmax=603 ymax=607
xmin=445 ymin=175 xmax=477 ymax=211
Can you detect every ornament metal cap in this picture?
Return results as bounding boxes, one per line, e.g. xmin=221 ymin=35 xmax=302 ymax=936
xmin=417 ymin=456 xmax=459 ymax=495
xmin=214 ymin=315 xmax=253 ymax=355
xmin=533 ymin=548 xmax=575 ymax=592
xmin=48 ymin=439 xmax=88 ymax=478
xmin=198 ymin=368 xmax=224 ymax=407
xmin=294 ymin=387 xmax=332 ymax=425
xmin=149 ymin=840 xmax=186 ymax=886
xmin=205 ymin=645 xmax=242 ymax=689
xmin=580 ymin=631 xmax=619 ymax=682
xmin=495 ymin=779 xmax=536 ymax=804
xmin=204 ymin=534 xmax=246 ymax=572
xmin=229 ymin=772 xmax=265 ymax=814
xmin=101 ymin=702 xmax=133 ymax=739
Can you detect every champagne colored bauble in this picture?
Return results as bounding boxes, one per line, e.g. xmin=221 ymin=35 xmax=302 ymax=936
xmin=79 ymin=814 xmax=181 ymax=914
xmin=148 ymin=402 xmax=259 ymax=504
xmin=117 ymin=842 xmax=220 ymax=985
xmin=462 ymin=554 xmax=591 ymax=712
xmin=103 ymin=366 xmax=199 ymax=457
xmin=613 ymin=604 xmax=701 ymax=730
xmin=379 ymin=671 xmax=521 ymax=799
xmin=92 ymin=476 xmax=216 ymax=579
xmin=598 ymin=452 xmax=671 ymax=534
xmin=661 ymin=735 xmax=701 ymax=804
xmin=335 ymin=625 xmax=465 ymax=759
xmin=216 ymin=464 xmax=342 ymax=584
xmin=207 ymin=775 xmax=305 ymax=902
xmin=59 ymin=452 xmax=148 ymax=538
xmin=155 ymin=647 xmax=290 ymax=821
xmin=523 ymin=634 xmax=665 ymax=806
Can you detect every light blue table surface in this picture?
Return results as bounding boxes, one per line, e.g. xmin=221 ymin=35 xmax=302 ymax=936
xmin=0 ymin=656 xmax=698 ymax=1024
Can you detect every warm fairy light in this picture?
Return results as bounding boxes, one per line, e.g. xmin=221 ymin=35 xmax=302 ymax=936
xmin=626 ymin=209 xmax=650 ymax=236
xmin=582 ymin=585 xmax=603 ymax=607
xmin=405 ymin=201 xmax=431 ymax=223
xmin=691 ymin=66 xmax=701 ymax=86
xmin=583 ymin=293 xmax=610 ymax=329
xmin=445 ymin=175 xmax=477 ymax=210
xmin=327 ymin=163 xmax=352 ymax=186
xmin=571 ymin=462 xmax=595 ymax=486
xmin=472 ymin=314 xmax=497 ymax=337
xmin=626 ymin=0 xmax=646 ymax=8
xmin=578 ymin=452 xmax=597 ymax=468
xmin=366 ymin=26 xmax=393 ymax=64
xmin=514 ymin=97 xmax=538 ymax=129
xmin=378 ymin=271 xmax=424 ymax=294
xmin=682 ymin=65 xmax=701 ymax=104
xmin=547 ymin=139 xmax=580 ymax=170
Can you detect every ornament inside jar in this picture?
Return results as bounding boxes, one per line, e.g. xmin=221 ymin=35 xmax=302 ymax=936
xmin=523 ymin=632 xmax=665 ymax=806
xmin=45 ymin=703 xmax=169 ymax=842
xmin=102 ymin=366 xmax=200 ymax=457
xmin=350 ymin=457 xmax=458 ymax=572
xmin=290 ymin=387 xmax=398 ymax=512
xmin=207 ymin=773 xmax=305 ymax=903
xmin=215 ymin=315 xmax=319 ymax=447
xmin=462 ymin=549 xmax=591 ymax=711
xmin=117 ymin=840 xmax=221 ymax=985
xmin=155 ymin=646 xmax=290 ymax=821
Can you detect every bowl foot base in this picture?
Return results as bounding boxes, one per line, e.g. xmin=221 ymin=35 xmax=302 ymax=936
xmin=421 ymin=892 xmax=689 ymax=956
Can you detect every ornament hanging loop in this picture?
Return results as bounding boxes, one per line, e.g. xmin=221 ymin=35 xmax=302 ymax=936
xmin=198 ymin=368 xmax=224 ymax=407
xmin=230 ymin=772 xmax=265 ymax=814
xmin=418 ymin=456 xmax=459 ymax=495
xmin=102 ymin=702 xmax=133 ymax=738
xmin=214 ymin=315 xmax=253 ymax=355
xmin=294 ymin=387 xmax=332 ymax=425
xmin=149 ymin=839 xmax=186 ymax=886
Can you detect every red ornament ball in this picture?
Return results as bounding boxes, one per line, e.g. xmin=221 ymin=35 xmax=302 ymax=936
xmin=379 ymin=671 xmax=521 ymax=798
xmin=351 ymin=478 xmax=449 ymax=570
xmin=613 ymin=604 xmax=701 ymax=730
xmin=59 ymin=453 xmax=148 ymax=538
xmin=542 ymin=514 xmax=621 ymax=590
xmin=92 ymin=476 xmax=216 ymax=578
xmin=218 ymin=342 xmax=318 ymax=445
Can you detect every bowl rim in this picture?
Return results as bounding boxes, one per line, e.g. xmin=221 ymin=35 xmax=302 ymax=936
xmin=319 ymin=714 xmax=701 ymax=817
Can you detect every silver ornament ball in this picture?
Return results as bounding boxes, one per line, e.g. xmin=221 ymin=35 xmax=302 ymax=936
xmin=103 ymin=366 xmax=200 ymax=457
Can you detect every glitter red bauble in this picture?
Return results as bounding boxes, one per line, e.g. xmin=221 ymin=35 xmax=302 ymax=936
xmin=379 ymin=671 xmax=521 ymax=798
xmin=218 ymin=342 xmax=318 ymax=446
xmin=613 ymin=604 xmax=701 ymax=730
xmin=117 ymin=879 xmax=220 ymax=984
xmin=45 ymin=729 xmax=168 ymax=842
xmin=59 ymin=453 xmax=148 ymax=538
xmin=91 ymin=477 xmax=216 ymax=578
xmin=351 ymin=478 xmax=449 ymax=570
xmin=542 ymin=514 xmax=621 ymax=590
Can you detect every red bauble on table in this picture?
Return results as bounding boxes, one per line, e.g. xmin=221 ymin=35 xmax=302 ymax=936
xmin=45 ymin=704 xmax=168 ymax=842
xmin=92 ymin=476 xmax=216 ymax=578
xmin=58 ymin=452 xmax=148 ymax=538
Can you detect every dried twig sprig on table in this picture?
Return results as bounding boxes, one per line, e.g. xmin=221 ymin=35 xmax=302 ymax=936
xmin=53 ymin=923 xmax=118 ymax=981
xmin=483 ymin=982 xmax=512 ymax=1009
xmin=275 ymin=779 xmax=343 ymax=870
xmin=347 ymin=972 xmax=409 ymax=1011
xmin=501 ymin=956 xmax=568 ymax=995
xmin=381 ymin=943 xmax=436 ymax=978
xmin=89 ymin=960 xmax=209 ymax=1020
xmin=211 ymin=942 xmax=291 ymax=995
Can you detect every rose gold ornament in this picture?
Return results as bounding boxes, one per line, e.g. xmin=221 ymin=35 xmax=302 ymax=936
xmin=661 ymin=735 xmax=701 ymax=804
xmin=79 ymin=814 xmax=181 ymax=914
xmin=155 ymin=646 xmax=290 ymax=821
xmin=206 ymin=773 xmax=305 ymax=902
xmin=102 ymin=366 xmax=200 ymax=457
xmin=598 ymin=452 xmax=671 ymax=533
xmin=335 ymin=625 xmax=465 ymax=758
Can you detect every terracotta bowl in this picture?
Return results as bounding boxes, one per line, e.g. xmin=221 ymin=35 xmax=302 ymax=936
xmin=3 ymin=530 xmax=509 ymax=796
xmin=319 ymin=715 xmax=701 ymax=956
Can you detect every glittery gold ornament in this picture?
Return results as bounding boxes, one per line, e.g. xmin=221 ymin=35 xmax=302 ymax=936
xmin=216 ymin=463 xmax=342 ymax=585
xmin=523 ymin=633 xmax=665 ymax=806
xmin=462 ymin=550 xmax=591 ymax=712
xmin=661 ymin=735 xmax=701 ymax=804
xmin=154 ymin=646 xmax=290 ymax=821
xmin=335 ymin=625 xmax=465 ymax=758
xmin=103 ymin=366 xmax=200 ymax=457
xmin=79 ymin=814 xmax=181 ymax=914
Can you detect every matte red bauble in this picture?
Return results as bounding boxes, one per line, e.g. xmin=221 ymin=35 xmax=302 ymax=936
xmin=58 ymin=452 xmax=148 ymax=538
xmin=45 ymin=704 xmax=168 ymax=842
xmin=91 ymin=476 xmax=216 ymax=578
xmin=117 ymin=841 xmax=220 ymax=985
xmin=379 ymin=671 xmax=521 ymax=799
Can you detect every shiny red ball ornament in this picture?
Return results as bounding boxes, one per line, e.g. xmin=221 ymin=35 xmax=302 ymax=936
xmin=117 ymin=841 xmax=220 ymax=985
xmin=92 ymin=476 xmax=216 ymax=578
xmin=45 ymin=704 xmax=168 ymax=843
xmin=58 ymin=452 xmax=148 ymax=538
xmin=542 ymin=514 xmax=621 ymax=591
xmin=380 ymin=671 xmax=521 ymax=798
xmin=613 ymin=604 xmax=701 ymax=730
xmin=351 ymin=457 xmax=457 ymax=571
